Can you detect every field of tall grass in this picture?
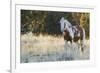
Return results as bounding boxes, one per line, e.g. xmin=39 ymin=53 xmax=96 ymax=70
xmin=21 ymin=32 xmax=90 ymax=63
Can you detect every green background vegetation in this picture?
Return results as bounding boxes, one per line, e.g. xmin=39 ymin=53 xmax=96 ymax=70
xmin=21 ymin=10 xmax=89 ymax=38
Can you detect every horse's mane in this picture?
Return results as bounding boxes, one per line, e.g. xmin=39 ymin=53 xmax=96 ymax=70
xmin=60 ymin=17 xmax=72 ymax=31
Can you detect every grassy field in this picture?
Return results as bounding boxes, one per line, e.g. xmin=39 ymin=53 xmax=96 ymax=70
xmin=20 ymin=32 xmax=90 ymax=63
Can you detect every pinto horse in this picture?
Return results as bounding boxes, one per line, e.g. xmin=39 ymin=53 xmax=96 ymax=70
xmin=60 ymin=17 xmax=85 ymax=52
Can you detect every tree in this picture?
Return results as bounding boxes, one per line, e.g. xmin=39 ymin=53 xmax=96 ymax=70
xmin=80 ymin=13 xmax=90 ymax=38
xmin=21 ymin=10 xmax=90 ymax=38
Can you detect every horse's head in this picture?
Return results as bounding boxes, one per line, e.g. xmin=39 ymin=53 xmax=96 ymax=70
xmin=60 ymin=17 xmax=72 ymax=33
xmin=60 ymin=17 xmax=65 ymax=32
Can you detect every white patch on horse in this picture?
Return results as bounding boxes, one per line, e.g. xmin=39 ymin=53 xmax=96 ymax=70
xmin=72 ymin=26 xmax=81 ymax=37
xmin=77 ymin=33 xmax=80 ymax=37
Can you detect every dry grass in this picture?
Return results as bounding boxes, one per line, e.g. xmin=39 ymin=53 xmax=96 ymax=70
xmin=21 ymin=32 xmax=90 ymax=63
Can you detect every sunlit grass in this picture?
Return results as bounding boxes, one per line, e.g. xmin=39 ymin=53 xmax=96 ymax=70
xmin=21 ymin=32 xmax=90 ymax=63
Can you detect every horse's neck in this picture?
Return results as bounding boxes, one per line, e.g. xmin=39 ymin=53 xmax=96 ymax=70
xmin=65 ymin=19 xmax=72 ymax=26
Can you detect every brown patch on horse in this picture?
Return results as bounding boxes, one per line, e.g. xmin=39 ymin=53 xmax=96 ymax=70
xmin=73 ymin=36 xmax=80 ymax=42
xmin=63 ymin=29 xmax=72 ymax=42
xmin=75 ymin=25 xmax=83 ymax=40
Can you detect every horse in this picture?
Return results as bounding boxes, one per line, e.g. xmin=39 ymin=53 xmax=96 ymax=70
xmin=60 ymin=17 xmax=85 ymax=52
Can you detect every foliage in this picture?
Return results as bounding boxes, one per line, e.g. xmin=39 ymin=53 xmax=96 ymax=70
xmin=21 ymin=10 xmax=90 ymax=38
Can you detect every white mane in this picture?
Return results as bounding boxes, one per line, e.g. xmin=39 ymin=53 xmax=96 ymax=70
xmin=60 ymin=17 xmax=74 ymax=39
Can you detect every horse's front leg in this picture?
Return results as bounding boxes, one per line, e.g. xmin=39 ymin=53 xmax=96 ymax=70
xmin=81 ymin=41 xmax=83 ymax=52
xmin=70 ymin=39 xmax=74 ymax=49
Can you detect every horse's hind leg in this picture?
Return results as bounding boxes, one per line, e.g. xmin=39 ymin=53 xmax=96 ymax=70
xmin=81 ymin=43 xmax=84 ymax=52
xmin=80 ymin=39 xmax=85 ymax=52
xmin=81 ymin=28 xmax=85 ymax=52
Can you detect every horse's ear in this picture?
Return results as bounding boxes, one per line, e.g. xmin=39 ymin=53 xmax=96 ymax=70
xmin=61 ymin=17 xmax=64 ymax=21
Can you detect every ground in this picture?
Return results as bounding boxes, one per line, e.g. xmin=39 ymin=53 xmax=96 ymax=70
xmin=20 ymin=32 xmax=90 ymax=63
